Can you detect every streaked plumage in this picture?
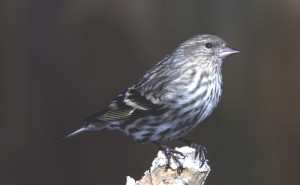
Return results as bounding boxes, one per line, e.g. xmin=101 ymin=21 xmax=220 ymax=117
xmin=60 ymin=34 xmax=239 ymax=164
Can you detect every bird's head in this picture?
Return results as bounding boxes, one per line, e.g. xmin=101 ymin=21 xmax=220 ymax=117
xmin=176 ymin=34 xmax=239 ymax=68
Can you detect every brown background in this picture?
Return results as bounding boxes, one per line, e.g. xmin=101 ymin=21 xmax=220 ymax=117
xmin=1 ymin=0 xmax=299 ymax=185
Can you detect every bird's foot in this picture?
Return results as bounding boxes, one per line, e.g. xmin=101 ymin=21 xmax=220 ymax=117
xmin=158 ymin=143 xmax=185 ymax=174
xmin=178 ymin=138 xmax=207 ymax=167
xmin=189 ymin=142 xmax=207 ymax=167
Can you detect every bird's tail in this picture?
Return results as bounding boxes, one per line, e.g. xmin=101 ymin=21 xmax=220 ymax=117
xmin=57 ymin=121 xmax=113 ymax=143
xmin=57 ymin=127 xmax=86 ymax=143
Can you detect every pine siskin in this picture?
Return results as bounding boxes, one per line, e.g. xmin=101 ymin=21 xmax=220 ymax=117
xmin=60 ymin=34 xmax=239 ymax=171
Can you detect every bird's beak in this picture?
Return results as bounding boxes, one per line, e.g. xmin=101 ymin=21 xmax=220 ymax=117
xmin=217 ymin=47 xmax=240 ymax=59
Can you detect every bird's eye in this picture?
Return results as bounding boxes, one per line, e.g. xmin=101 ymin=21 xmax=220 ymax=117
xmin=205 ymin=43 xmax=212 ymax=48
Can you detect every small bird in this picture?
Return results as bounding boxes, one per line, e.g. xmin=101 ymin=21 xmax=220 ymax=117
xmin=60 ymin=34 xmax=239 ymax=171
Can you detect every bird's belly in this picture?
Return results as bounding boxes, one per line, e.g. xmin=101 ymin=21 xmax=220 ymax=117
xmin=123 ymin=82 xmax=222 ymax=144
xmin=123 ymin=101 xmax=216 ymax=144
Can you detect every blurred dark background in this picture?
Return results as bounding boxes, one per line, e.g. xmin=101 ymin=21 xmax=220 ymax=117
xmin=1 ymin=0 xmax=299 ymax=185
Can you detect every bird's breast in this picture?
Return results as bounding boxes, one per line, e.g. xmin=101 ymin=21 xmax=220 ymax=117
xmin=168 ymin=71 xmax=223 ymax=127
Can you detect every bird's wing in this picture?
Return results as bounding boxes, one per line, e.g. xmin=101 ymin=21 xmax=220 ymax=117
xmin=84 ymin=88 xmax=163 ymax=123
xmin=123 ymin=88 xmax=160 ymax=110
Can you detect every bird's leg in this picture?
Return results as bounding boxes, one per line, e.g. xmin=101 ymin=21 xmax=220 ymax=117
xmin=153 ymin=142 xmax=185 ymax=173
xmin=178 ymin=138 xmax=207 ymax=167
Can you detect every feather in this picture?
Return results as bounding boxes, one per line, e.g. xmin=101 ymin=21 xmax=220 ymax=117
xmin=83 ymin=88 xmax=162 ymax=124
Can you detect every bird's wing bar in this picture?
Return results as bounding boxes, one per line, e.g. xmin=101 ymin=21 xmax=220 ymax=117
xmin=83 ymin=88 xmax=162 ymax=123
xmin=83 ymin=94 xmax=134 ymax=123
xmin=124 ymin=88 xmax=160 ymax=110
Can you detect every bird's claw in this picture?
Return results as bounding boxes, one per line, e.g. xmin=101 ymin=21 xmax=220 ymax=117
xmin=159 ymin=144 xmax=185 ymax=174
xmin=189 ymin=142 xmax=207 ymax=167
xmin=178 ymin=138 xmax=207 ymax=167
